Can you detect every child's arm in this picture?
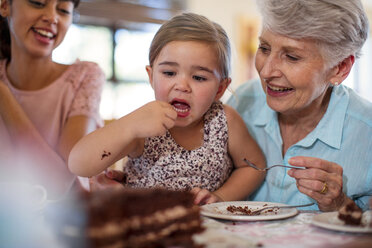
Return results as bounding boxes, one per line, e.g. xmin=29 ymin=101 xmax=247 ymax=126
xmin=68 ymin=101 xmax=177 ymax=177
xmin=212 ymin=104 xmax=266 ymax=202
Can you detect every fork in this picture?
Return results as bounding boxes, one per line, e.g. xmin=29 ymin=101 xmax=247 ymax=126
xmin=243 ymin=158 xmax=305 ymax=171
xmin=249 ymin=202 xmax=315 ymax=215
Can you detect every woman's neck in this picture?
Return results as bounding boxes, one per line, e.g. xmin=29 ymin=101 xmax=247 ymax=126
xmin=6 ymin=52 xmax=61 ymax=91
xmin=279 ymin=87 xmax=332 ymax=155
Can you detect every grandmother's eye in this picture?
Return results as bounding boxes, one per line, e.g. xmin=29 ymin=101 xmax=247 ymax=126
xmin=286 ymin=54 xmax=299 ymax=61
xmin=258 ymin=45 xmax=270 ymax=53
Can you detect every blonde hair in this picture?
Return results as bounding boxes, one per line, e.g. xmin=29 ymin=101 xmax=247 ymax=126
xmin=149 ymin=12 xmax=231 ymax=79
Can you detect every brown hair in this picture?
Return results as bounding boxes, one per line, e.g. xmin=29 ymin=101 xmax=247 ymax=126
xmin=149 ymin=12 xmax=231 ymax=79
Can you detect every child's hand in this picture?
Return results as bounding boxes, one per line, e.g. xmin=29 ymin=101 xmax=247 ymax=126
xmin=89 ymin=170 xmax=125 ymax=191
xmin=191 ymin=187 xmax=224 ymax=205
xmin=129 ymin=101 xmax=177 ymax=138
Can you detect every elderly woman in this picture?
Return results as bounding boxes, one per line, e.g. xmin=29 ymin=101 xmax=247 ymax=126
xmin=228 ymin=0 xmax=372 ymax=211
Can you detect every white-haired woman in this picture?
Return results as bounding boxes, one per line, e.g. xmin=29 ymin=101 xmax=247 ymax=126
xmin=228 ymin=0 xmax=372 ymax=211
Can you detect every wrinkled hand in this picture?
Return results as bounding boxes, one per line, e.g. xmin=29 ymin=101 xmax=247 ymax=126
xmin=89 ymin=170 xmax=125 ymax=191
xmin=191 ymin=187 xmax=223 ymax=205
xmin=128 ymin=101 xmax=177 ymax=138
xmin=288 ymin=156 xmax=347 ymax=211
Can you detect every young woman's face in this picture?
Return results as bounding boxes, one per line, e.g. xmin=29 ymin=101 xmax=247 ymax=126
xmin=147 ymin=40 xmax=229 ymax=128
xmin=255 ymin=29 xmax=335 ymax=116
xmin=3 ymin=0 xmax=74 ymax=58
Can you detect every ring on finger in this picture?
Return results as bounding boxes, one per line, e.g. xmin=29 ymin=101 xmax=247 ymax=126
xmin=320 ymin=182 xmax=328 ymax=194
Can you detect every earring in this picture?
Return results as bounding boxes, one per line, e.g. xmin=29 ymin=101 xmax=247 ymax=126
xmin=333 ymin=82 xmax=339 ymax=86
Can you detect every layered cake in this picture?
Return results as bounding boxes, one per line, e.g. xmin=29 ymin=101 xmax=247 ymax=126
xmin=46 ymin=188 xmax=204 ymax=248
xmin=337 ymin=201 xmax=363 ymax=226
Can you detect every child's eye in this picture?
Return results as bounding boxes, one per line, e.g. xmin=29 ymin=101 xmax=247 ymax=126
xmin=193 ymin=75 xmax=207 ymax=82
xmin=29 ymin=0 xmax=45 ymax=7
xmin=163 ymin=71 xmax=175 ymax=77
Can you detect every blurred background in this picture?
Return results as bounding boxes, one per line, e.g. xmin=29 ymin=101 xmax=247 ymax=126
xmin=53 ymin=0 xmax=372 ymax=121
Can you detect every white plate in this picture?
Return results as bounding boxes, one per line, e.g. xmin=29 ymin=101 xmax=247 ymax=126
xmin=201 ymin=201 xmax=298 ymax=221
xmin=312 ymin=211 xmax=372 ymax=233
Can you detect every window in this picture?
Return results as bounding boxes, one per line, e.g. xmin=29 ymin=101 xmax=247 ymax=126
xmin=53 ymin=25 xmax=113 ymax=79
xmin=53 ymin=24 xmax=159 ymax=120
xmin=115 ymin=29 xmax=156 ymax=82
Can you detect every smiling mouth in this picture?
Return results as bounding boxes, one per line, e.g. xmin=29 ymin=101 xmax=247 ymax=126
xmin=32 ymin=28 xmax=55 ymax=39
xmin=267 ymin=84 xmax=294 ymax=92
xmin=171 ymin=100 xmax=190 ymax=113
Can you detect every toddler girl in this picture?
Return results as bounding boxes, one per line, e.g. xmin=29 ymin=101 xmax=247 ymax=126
xmin=69 ymin=13 xmax=265 ymax=204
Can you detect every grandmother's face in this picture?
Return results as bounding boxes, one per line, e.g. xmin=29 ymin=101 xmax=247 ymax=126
xmin=255 ymin=29 xmax=335 ymax=116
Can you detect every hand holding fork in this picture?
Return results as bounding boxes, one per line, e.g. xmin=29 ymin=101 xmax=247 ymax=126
xmin=243 ymin=158 xmax=306 ymax=171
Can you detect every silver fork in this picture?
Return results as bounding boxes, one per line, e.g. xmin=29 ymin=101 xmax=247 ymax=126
xmin=243 ymin=158 xmax=305 ymax=171
xmin=249 ymin=202 xmax=315 ymax=215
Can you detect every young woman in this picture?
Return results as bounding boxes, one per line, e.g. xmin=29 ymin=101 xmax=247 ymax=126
xmin=0 ymin=0 xmax=105 ymax=199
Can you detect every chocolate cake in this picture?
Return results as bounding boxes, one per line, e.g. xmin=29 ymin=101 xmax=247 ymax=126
xmin=46 ymin=188 xmax=204 ymax=248
xmin=338 ymin=201 xmax=363 ymax=226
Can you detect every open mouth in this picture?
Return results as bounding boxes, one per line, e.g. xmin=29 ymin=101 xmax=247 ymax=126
xmin=267 ymin=84 xmax=294 ymax=93
xmin=171 ymin=100 xmax=190 ymax=114
xmin=32 ymin=28 xmax=56 ymax=39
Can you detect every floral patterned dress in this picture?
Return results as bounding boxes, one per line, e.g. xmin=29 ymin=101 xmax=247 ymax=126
xmin=124 ymin=101 xmax=233 ymax=191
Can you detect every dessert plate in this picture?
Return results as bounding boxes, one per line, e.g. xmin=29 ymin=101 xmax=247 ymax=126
xmin=201 ymin=201 xmax=298 ymax=221
xmin=312 ymin=211 xmax=372 ymax=233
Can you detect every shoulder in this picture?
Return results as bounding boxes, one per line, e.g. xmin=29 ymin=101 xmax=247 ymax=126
xmin=223 ymin=104 xmax=242 ymax=121
xmin=342 ymin=86 xmax=372 ymax=127
xmin=66 ymin=60 xmax=105 ymax=88
xmin=223 ymin=104 xmax=246 ymax=131
xmin=226 ymin=78 xmax=266 ymax=117
xmin=73 ymin=60 xmax=105 ymax=76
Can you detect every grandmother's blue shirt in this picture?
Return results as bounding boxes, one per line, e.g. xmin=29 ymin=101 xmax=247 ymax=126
xmin=227 ymin=79 xmax=372 ymax=211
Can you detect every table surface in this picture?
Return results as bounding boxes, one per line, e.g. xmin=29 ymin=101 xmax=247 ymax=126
xmin=2 ymin=201 xmax=371 ymax=248
xmin=194 ymin=211 xmax=372 ymax=248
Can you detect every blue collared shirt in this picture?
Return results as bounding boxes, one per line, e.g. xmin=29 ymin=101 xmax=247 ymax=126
xmin=227 ymin=79 xmax=372 ymax=210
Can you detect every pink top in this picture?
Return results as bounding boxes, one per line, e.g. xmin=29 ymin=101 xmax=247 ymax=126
xmin=0 ymin=59 xmax=105 ymax=151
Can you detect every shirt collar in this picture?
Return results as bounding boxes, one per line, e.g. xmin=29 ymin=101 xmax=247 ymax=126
xmin=254 ymin=99 xmax=276 ymax=126
xmin=302 ymin=86 xmax=348 ymax=149
xmin=253 ymin=86 xmax=349 ymax=149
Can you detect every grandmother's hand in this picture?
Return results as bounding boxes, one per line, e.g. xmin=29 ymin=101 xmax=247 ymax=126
xmin=287 ymin=156 xmax=349 ymax=212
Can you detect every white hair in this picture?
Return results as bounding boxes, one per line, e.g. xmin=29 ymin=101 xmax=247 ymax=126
xmin=256 ymin=0 xmax=369 ymax=66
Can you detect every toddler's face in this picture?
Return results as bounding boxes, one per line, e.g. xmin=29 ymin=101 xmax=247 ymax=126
xmin=147 ymin=40 xmax=228 ymax=128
